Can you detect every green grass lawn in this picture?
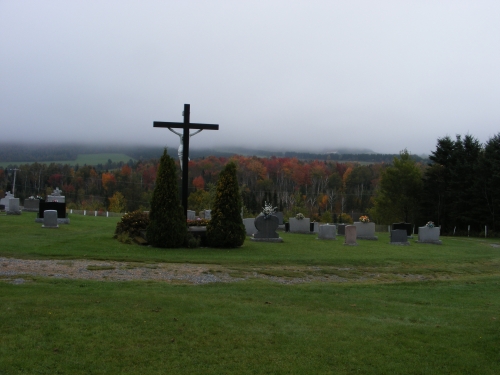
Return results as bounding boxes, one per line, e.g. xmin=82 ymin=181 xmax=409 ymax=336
xmin=0 ymin=153 xmax=135 ymax=168
xmin=1 ymin=213 xmax=500 ymax=374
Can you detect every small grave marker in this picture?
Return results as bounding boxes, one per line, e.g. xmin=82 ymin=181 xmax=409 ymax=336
xmin=42 ymin=210 xmax=59 ymax=228
xmin=344 ymin=225 xmax=357 ymax=246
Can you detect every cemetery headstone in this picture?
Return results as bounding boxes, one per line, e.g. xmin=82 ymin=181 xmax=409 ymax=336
xmin=204 ymin=210 xmax=211 ymax=220
xmin=310 ymin=222 xmax=319 ymax=233
xmin=35 ymin=199 xmax=70 ymax=224
xmin=187 ymin=210 xmax=196 ymax=220
xmin=344 ymin=225 xmax=357 ymax=245
xmin=47 ymin=187 xmax=65 ymax=203
xmin=198 ymin=210 xmax=205 ymax=219
xmin=318 ymin=224 xmax=336 ymax=240
xmin=354 ymin=222 xmax=378 ymax=240
xmin=23 ymin=198 xmax=40 ymax=212
xmin=393 ymin=222 xmax=413 ymax=238
xmin=417 ymin=226 xmax=442 ymax=244
xmin=42 ymin=210 xmax=59 ymax=228
xmin=6 ymin=198 xmax=21 ymax=215
xmin=243 ymin=218 xmax=257 ymax=236
xmin=275 ymin=212 xmax=284 ymax=225
xmin=289 ymin=217 xmax=311 ymax=233
xmin=337 ymin=224 xmax=346 ymax=235
xmin=251 ymin=214 xmax=283 ymax=242
xmin=0 ymin=191 xmax=14 ymax=211
xmin=390 ymin=229 xmax=410 ymax=245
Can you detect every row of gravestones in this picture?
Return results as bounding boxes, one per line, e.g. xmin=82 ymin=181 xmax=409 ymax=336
xmin=244 ymin=215 xmax=442 ymax=245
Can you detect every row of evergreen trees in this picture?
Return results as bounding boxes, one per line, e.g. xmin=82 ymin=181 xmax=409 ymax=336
xmin=146 ymin=150 xmax=245 ymax=248
xmin=421 ymin=134 xmax=500 ymax=235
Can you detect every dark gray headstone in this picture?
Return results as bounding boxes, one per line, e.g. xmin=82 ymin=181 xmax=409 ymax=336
xmin=42 ymin=210 xmax=59 ymax=228
xmin=251 ymin=214 xmax=283 ymax=242
xmin=23 ymin=199 xmax=40 ymax=212
xmin=275 ymin=212 xmax=284 ymax=225
xmin=337 ymin=224 xmax=346 ymax=235
xmin=253 ymin=214 xmax=279 ymax=238
xmin=390 ymin=229 xmax=409 ymax=245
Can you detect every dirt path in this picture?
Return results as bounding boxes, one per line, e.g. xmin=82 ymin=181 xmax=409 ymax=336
xmin=0 ymin=257 xmax=438 ymax=285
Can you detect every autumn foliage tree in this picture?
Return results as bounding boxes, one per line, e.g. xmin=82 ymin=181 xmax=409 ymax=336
xmin=206 ymin=162 xmax=245 ymax=248
xmin=147 ymin=149 xmax=186 ymax=248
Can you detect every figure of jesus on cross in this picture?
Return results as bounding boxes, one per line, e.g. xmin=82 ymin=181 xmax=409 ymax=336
xmin=154 ymin=104 xmax=219 ymax=217
xmin=167 ymin=127 xmax=202 ymax=171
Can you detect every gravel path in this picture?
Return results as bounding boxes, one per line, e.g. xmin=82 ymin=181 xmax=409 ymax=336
xmin=0 ymin=257 xmax=434 ymax=285
xmin=0 ymin=257 xmax=239 ymax=284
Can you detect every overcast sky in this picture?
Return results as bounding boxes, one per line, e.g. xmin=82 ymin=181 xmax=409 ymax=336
xmin=1 ymin=1 xmax=499 ymax=155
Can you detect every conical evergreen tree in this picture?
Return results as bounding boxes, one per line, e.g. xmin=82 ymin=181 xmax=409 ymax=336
xmin=147 ymin=149 xmax=186 ymax=248
xmin=206 ymin=162 xmax=246 ymax=248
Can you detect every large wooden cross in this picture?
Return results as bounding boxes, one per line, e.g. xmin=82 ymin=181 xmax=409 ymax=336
xmin=154 ymin=104 xmax=219 ymax=218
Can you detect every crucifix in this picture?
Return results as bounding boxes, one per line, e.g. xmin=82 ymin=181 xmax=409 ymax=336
xmin=154 ymin=104 xmax=219 ymax=218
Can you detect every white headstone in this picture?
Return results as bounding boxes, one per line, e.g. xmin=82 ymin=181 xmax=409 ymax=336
xmin=204 ymin=210 xmax=211 ymax=220
xmin=417 ymin=226 xmax=442 ymax=244
xmin=187 ymin=210 xmax=196 ymax=220
xmin=6 ymin=198 xmax=21 ymax=215
xmin=289 ymin=217 xmax=311 ymax=233
xmin=318 ymin=224 xmax=336 ymax=240
xmin=0 ymin=191 xmax=14 ymax=210
xmin=354 ymin=222 xmax=378 ymax=240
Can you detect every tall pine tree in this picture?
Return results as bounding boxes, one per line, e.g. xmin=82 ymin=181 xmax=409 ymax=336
xmin=146 ymin=149 xmax=186 ymax=248
xmin=206 ymin=162 xmax=246 ymax=248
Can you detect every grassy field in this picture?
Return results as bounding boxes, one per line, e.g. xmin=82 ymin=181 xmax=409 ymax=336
xmin=1 ymin=213 xmax=499 ymax=374
xmin=0 ymin=153 xmax=135 ymax=168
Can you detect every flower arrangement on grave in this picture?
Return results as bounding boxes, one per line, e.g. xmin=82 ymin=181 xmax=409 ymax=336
xmin=426 ymin=221 xmax=435 ymax=228
xmin=28 ymin=195 xmax=43 ymax=200
xmin=359 ymin=215 xmax=370 ymax=223
xmin=187 ymin=218 xmax=210 ymax=227
xmin=295 ymin=213 xmax=305 ymax=220
xmin=261 ymin=201 xmax=277 ymax=219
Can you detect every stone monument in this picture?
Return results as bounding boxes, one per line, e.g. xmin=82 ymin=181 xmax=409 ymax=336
xmin=251 ymin=214 xmax=283 ymax=242
xmin=354 ymin=222 xmax=378 ymax=240
xmin=289 ymin=216 xmax=311 ymax=234
xmin=317 ymin=224 xmax=336 ymax=240
xmin=243 ymin=218 xmax=257 ymax=236
xmin=344 ymin=225 xmax=357 ymax=246
xmin=0 ymin=191 xmax=14 ymax=211
xmin=42 ymin=210 xmax=59 ymax=228
xmin=6 ymin=198 xmax=21 ymax=215
xmin=47 ymin=187 xmax=65 ymax=203
xmin=390 ymin=229 xmax=410 ymax=245
xmin=417 ymin=225 xmax=442 ymax=244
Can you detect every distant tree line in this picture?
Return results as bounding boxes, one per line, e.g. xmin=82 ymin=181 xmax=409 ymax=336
xmin=3 ymin=133 xmax=500 ymax=237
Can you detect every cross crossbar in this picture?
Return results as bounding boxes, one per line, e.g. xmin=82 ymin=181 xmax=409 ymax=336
xmin=153 ymin=104 xmax=219 ymax=218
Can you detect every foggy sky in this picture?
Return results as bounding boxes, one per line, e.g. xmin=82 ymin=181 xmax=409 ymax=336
xmin=1 ymin=1 xmax=499 ymax=155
